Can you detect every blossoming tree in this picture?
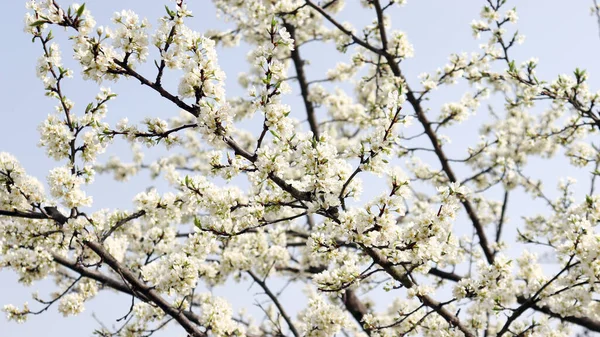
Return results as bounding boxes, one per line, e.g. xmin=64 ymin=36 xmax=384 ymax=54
xmin=2 ymin=0 xmax=600 ymax=336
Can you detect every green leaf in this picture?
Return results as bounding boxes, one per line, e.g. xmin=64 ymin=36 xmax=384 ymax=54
xmin=165 ymin=5 xmax=175 ymax=18
xmin=508 ymin=60 xmax=516 ymax=72
xmin=85 ymin=102 xmax=93 ymax=113
xmin=30 ymin=20 xmax=48 ymax=27
xmin=574 ymin=67 xmax=587 ymax=82
xmin=269 ymin=130 xmax=280 ymax=140
xmin=76 ymin=3 xmax=86 ymax=18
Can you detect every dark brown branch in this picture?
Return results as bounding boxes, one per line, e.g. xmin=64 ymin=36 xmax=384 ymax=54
xmin=428 ymin=256 xmax=600 ymax=334
xmin=342 ymin=289 xmax=371 ymax=335
xmin=52 ymin=253 xmax=148 ymax=301
xmin=363 ymin=247 xmax=475 ymax=337
xmin=284 ymin=23 xmax=320 ymax=139
xmin=113 ymin=59 xmax=196 ymax=116
xmin=495 ymin=191 xmax=509 ymax=244
xmin=54 ymin=253 xmax=207 ymax=329
xmin=497 ymin=258 xmax=577 ymax=337
xmin=105 ymin=123 xmax=198 ymax=140
xmin=304 ymin=1 xmax=383 ymax=55
xmin=404 ymin=87 xmax=495 ymax=265
xmin=428 ymin=267 xmax=462 ymax=283
xmin=268 ymin=172 xmax=312 ymax=201
xmin=372 ymin=0 xmax=389 ymax=50
xmin=523 ymin=297 xmax=600 ymax=333
xmin=101 ymin=210 xmax=146 ymax=241
xmin=0 ymin=209 xmax=48 ymax=221
xmin=155 ymin=24 xmax=177 ymax=86
xmin=85 ymin=241 xmax=206 ymax=337
xmin=248 ymin=270 xmax=300 ymax=337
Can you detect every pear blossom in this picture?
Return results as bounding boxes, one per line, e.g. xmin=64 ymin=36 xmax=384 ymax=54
xmin=2 ymin=1 xmax=600 ymax=337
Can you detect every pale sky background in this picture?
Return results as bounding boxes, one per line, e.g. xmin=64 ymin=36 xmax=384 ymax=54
xmin=1 ymin=1 xmax=600 ymax=336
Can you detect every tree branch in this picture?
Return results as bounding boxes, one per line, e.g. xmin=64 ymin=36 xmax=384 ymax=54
xmin=0 ymin=209 xmax=48 ymax=221
xmin=248 ymin=270 xmax=300 ymax=337
xmin=342 ymin=289 xmax=371 ymax=335
xmin=284 ymin=23 xmax=320 ymax=139
xmin=364 ymin=247 xmax=475 ymax=337
xmin=84 ymin=241 xmax=206 ymax=337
